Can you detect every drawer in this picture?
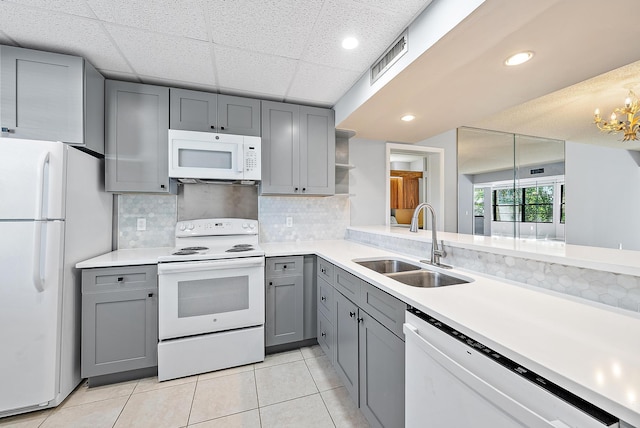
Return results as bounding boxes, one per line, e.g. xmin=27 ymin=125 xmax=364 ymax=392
xmin=266 ymin=256 xmax=304 ymax=277
xmin=317 ymin=276 xmax=334 ymax=318
xmin=82 ymin=265 xmax=157 ymax=294
xmin=317 ymin=257 xmax=334 ymax=284
xmin=334 ymin=267 xmax=361 ymax=304
xmin=360 ymin=281 xmax=406 ymax=339
xmin=317 ymin=310 xmax=334 ymax=363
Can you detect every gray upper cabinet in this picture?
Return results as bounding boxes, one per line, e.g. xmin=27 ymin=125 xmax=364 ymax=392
xmin=169 ymin=88 xmax=260 ymax=136
xmin=261 ymin=101 xmax=335 ymax=195
xmin=0 ymin=45 xmax=104 ymax=155
xmin=105 ymin=80 xmax=174 ymax=193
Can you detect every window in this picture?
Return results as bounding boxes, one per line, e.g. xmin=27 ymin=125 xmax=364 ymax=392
xmin=493 ymin=185 xmax=554 ymax=223
xmin=473 ymin=188 xmax=485 ymax=216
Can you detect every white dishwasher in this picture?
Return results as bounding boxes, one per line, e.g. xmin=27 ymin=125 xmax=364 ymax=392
xmin=404 ymin=308 xmax=620 ymax=428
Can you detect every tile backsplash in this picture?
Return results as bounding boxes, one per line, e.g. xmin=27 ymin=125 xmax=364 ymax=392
xmin=346 ymin=228 xmax=640 ymax=313
xmin=259 ymin=195 xmax=350 ymax=242
xmin=117 ymin=189 xmax=350 ymax=248
xmin=117 ymin=194 xmax=177 ymax=249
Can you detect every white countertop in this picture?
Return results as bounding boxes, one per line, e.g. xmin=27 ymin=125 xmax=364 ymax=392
xmin=76 ymin=240 xmax=640 ymax=425
xmin=349 ymin=225 xmax=640 ymax=277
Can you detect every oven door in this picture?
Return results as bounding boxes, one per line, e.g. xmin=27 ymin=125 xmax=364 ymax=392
xmin=168 ymin=130 xmax=245 ymax=180
xmin=158 ymin=257 xmax=264 ymax=341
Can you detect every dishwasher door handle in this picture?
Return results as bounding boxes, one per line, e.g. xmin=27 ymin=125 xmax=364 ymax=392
xmin=404 ymin=323 xmax=567 ymax=428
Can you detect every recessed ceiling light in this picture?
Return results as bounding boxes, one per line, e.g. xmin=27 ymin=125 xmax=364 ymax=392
xmin=342 ymin=37 xmax=359 ymax=50
xmin=401 ymin=114 xmax=415 ymax=122
xmin=504 ymin=51 xmax=534 ymax=66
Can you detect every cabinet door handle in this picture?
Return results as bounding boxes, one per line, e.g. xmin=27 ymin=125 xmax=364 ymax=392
xmin=220 ymin=126 xmax=225 ymax=130
xmin=283 ymin=265 xmax=287 ymax=269
xmin=117 ymin=277 xmax=124 ymax=282
xmin=160 ymin=184 xmax=166 ymax=189
xmin=148 ymin=292 xmax=154 ymax=297
xmin=357 ymin=317 xmax=364 ymax=323
xmin=320 ymin=268 xmax=325 ymax=274
xmin=321 ymin=332 xmax=326 ymax=337
xmin=321 ymin=296 xmax=326 ymax=302
xmin=294 ymin=187 xmax=299 ymax=192
xmin=349 ymin=311 xmax=356 ymax=318
xmin=302 ymin=188 xmax=306 ymax=192
xmin=269 ymin=281 xmax=273 ymax=286
xmin=210 ymin=125 xmax=216 ymax=129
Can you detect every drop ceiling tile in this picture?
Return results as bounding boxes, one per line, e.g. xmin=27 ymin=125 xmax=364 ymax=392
xmin=206 ymin=0 xmax=323 ymax=59
xmin=138 ymin=74 xmax=217 ymax=93
xmin=214 ymin=45 xmax=298 ymax=99
xmin=105 ymin=24 xmax=215 ymax=86
xmin=5 ymin=0 xmax=96 ymax=17
xmin=301 ymin=0 xmax=409 ymax=72
xmin=0 ymin=3 xmax=132 ymax=72
xmin=287 ymin=61 xmax=362 ymax=105
xmin=86 ymin=0 xmax=209 ymax=40
xmin=350 ymin=0 xmax=432 ymax=15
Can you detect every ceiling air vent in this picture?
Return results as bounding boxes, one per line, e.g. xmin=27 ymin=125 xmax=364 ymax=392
xmin=370 ymin=31 xmax=408 ymax=84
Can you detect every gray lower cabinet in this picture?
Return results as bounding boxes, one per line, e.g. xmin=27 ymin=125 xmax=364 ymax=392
xmin=316 ymin=257 xmax=405 ymax=428
xmin=81 ymin=265 xmax=158 ymax=380
xmin=265 ymin=256 xmax=304 ymax=346
xmin=261 ymin=101 xmax=335 ymax=195
xmin=105 ymin=80 xmax=174 ymax=193
xmin=358 ymin=310 xmax=405 ymax=428
xmin=0 ymin=45 xmax=104 ymax=154
xmin=169 ymin=88 xmax=260 ymax=136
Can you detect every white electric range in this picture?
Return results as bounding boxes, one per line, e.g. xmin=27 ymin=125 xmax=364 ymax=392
xmin=157 ymin=218 xmax=265 ymax=381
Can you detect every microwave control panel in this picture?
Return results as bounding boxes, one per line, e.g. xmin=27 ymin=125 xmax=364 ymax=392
xmin=243 ymin=137 xmax=261 ymax=180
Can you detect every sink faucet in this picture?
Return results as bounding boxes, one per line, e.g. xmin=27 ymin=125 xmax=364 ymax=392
xmin=409 ymin=203 xmax=450 ymax=268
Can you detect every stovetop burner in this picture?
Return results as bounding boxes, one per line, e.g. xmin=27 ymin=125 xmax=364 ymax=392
xmin=172 ymin=250 xmax=198 ymax=256
xmin=225 ymin=246 xmax=255 ymax=253
xmin=181 ymin=246 xmax=209 ymax=251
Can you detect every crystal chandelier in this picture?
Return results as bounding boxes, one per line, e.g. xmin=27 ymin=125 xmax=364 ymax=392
xmin=593 ymin=90 xmax=640 ymax=141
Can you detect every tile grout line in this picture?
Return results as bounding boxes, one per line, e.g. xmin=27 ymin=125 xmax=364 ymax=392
xmin=185 ymin=374 xmax=200 ymax=426
xmin=111 ymin=379 xmax=139 ymax=428
xmin=252 ymin=368 xmax=263 ymax=428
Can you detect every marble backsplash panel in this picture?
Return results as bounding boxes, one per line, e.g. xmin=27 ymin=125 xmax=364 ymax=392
xmin=117 ymin=194 xmax=177 ymax=249
xmin=259 ymin=195 xmax=350 ymax=242
xmin=346 ymin=228 xmax=640 ymax=313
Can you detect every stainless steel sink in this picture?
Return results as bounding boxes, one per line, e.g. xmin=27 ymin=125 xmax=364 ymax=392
xmin=354 ymin=259 xmax=422 ymax=274
xmin=385 ymin=270 xmax=470 ymax=288
xmin=353 ymin=257 xmax=472 ymax=288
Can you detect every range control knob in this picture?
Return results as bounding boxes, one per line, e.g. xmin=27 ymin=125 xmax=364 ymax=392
xmin=249 ymin=223 xmax=255 ymax=229
xmin=242 ymin=222 xmax=249 ymax=229
xmin=187 ymin=223 xmax=194 ymax=231
xmin=179 ymin=223 xmax=186 ymax=231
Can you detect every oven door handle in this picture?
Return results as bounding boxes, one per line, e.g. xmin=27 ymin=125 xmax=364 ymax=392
xmin=158 ymin=257 xmax=264 ymax=274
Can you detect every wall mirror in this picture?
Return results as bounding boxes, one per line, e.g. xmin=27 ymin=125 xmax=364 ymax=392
xmin=457 ymin=127 xmax=565 ymax=242
xmin=385 ymin=143 xmax=444 ymax=230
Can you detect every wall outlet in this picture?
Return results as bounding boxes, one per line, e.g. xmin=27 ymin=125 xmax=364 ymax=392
xmin=286 ymin=216 xmax=293 ymax=227
xmin=136 ymin=218 xmax=147 ymax=231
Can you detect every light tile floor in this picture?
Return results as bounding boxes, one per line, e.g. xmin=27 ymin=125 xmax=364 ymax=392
xmin=0 ymin=346 xmax=370 ymax=428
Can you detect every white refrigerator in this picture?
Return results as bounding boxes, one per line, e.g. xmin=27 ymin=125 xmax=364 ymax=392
xmin=0 ymin=138 xmax=112 ymax=416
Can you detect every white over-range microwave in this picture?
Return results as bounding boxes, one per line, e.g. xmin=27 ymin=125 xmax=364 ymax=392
xmin=168 ymin=129 xmax=261 ymax=182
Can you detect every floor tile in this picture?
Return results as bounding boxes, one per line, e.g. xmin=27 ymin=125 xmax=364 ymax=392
xmin=197 ymin=363 xmax=254 ymax=382
xmin=0 ymin=409 xmax=51 ymax=428
xmin=114 ymin=382 xmax=195 ymax=428
xmin=188 ymin=371 xmax=258 ymax=425
xmin=301 ymin=345 xmax=325 ymax=359
xmin=134 ymin=375 xmax=197 ymax=394
xmin=321 ymin=387 xmax=370 ymax=428
xmin=260 ymin=394 xmax=334 ymax=428
xmin=61 ymin=380 xmax=137 ymax=408
xmin=41 ymin=397 xmax=127 ymax=428
xmin=187 ymin=409 xmax=260 ymax=428
xmin=255 ymin=360 xmax=318 ymax=407
xmin=305 ymin=355 xmax=343 ymax=391
xmin=254 ymin=349 xmax=303 ymax=369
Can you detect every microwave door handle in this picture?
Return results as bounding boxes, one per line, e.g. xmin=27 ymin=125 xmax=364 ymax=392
xmin=237 ymin=146 xmax=244 ymax=173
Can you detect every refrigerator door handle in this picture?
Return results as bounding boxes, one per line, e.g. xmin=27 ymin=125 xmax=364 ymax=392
xmin=35 ymin=151 xmax=50 ymax=220
xmin=33 ymin=221 xmax=45 ymax=292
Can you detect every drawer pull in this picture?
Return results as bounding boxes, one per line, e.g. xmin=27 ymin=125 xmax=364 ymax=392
xmin=321 ymin=332 xmax=326 ymax=337
xmin=148 ymin=293 xmax=154 ymax=298
xmin=283 ymin=265 xmax=287 ymax=269
xmin=349 ymin=311 xmax=356 ymax=318
xmin=358 ymin=317 xmax=364 ymax=324
xmin=321 ymin=296 xmax=326 ymax=302
xmin=117 ymin=277 xmax=124 ymax=282
xmin=269 ymin=281 xmax=273 ymax=286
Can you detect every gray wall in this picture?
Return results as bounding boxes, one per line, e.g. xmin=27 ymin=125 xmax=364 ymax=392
xmin=565 ymin=141 xmax=640 ymax=250
xmin=349 ymin=138 xmax=387 ymax=226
